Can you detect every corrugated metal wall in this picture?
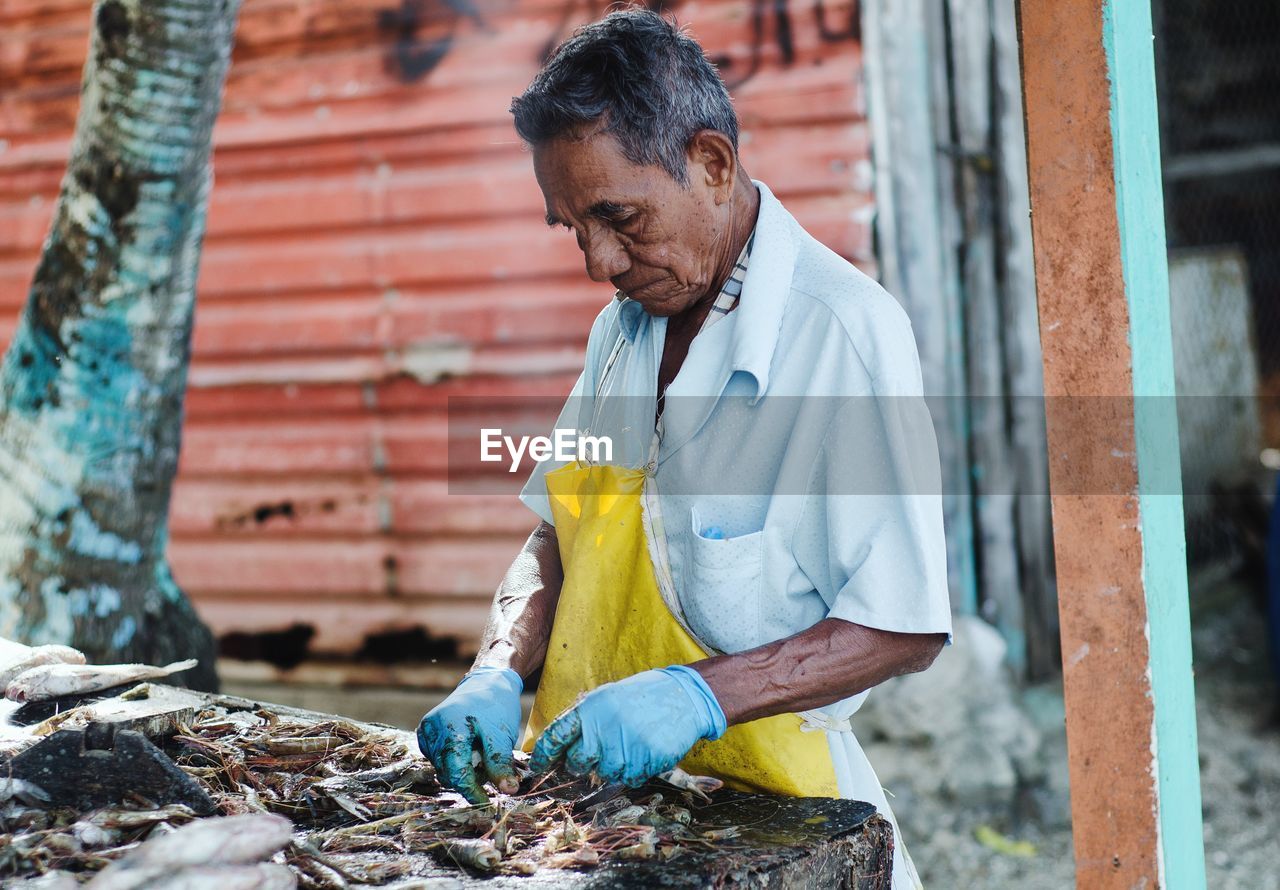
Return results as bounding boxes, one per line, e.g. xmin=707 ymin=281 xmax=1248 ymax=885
xmin=0 ymin=0 xmax=873 ymax=657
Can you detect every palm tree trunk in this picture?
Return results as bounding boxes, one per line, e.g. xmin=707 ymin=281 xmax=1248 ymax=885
xmin=0 ymin=0 xmax=242 ymax=691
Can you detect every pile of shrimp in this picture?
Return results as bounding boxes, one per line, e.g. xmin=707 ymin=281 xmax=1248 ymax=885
xmin=1 ymin=703 xmax=745 ymax=886
xmin=313 ymin=784 xmax=742 ymax=877
xmin=170 ymin=704 xmax=744 ymax=879
xmin=170 ymin=707 xmax=424 ymax=825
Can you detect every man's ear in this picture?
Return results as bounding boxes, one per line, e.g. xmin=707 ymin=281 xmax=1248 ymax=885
xmin=687 ymin=130 xmax=737 ymax=196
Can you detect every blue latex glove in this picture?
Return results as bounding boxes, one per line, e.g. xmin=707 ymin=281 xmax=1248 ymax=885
xmin=530 ymin=665 xmax=728 ymax=787
xmin=417 ymin=666 xmax=523 ymax=804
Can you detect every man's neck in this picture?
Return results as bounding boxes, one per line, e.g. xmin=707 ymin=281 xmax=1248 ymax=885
xmin=672 ymin=179 xmax=761 ymax=332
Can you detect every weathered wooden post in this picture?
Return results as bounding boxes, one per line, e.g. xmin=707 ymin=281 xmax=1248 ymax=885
xmin=1017 ymin=0 xmax=1207 ymax=887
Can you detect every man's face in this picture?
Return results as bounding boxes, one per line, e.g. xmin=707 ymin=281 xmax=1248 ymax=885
xmin=533 ymin=132 xmax=728 ymax=317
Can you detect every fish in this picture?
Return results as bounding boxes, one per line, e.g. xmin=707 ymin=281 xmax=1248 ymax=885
xmin=4 ymin=659 xmax=198 ymax=703
xmin=95 ymin=813 xmax=294 ymax=874
xmin=440 ymin=837 xmax=501 ymax=871
xmin=0 ymin=643 xmax=86 ymax=687
xmin=87 ymin=864 xmax=297 ymax=890
xmin=169 ymin=865 xmax=298 ymax=890
xmin=16 ymin=872 xmax=80 ymax=890
xmin=0 ymin=635 xmax=36 ymax=667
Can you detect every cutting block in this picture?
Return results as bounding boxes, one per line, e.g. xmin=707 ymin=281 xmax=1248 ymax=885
xmin=5 ymin=726 xmax=215 ymax=814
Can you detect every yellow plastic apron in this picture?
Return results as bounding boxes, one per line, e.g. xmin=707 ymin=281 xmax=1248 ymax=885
xmin=520 ymin=461 xmax=839 ymax=798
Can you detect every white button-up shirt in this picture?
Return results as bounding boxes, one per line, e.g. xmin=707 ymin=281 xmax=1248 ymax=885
xmin=521 ymin=180 xmax=951 ymax=656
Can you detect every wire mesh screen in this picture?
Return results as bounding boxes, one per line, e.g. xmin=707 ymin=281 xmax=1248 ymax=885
xmin=1155 ymin=0 xmax=1279 ymax=573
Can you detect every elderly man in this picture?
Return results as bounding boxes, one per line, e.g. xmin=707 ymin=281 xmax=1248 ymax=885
xmin=417 ymin=9 xmax=951 ymax=887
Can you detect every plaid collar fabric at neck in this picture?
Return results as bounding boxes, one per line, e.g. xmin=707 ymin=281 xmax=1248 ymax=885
xmin=653 ymin=229 xmax=757 ymax=431
xmin=698 ymin=228 xmax=756 ymax=335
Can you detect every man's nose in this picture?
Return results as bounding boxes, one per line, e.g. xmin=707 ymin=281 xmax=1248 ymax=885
xmin=581 ymin=231 xmax=629 ymax=283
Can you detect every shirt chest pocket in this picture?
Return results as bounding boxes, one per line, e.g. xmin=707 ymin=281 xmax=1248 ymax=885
xmin=680 ymin=508 xmax=765 ymax=654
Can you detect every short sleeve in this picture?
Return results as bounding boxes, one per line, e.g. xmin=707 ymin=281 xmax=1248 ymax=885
xmin=791 ymin=312 xmax=952 ymax=639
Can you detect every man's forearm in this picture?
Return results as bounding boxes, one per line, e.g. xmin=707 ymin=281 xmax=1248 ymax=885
xmin=471 ymin=521 xmax=564 ymax=679
xmin=691 ymin=617 xmax=946 ymax=725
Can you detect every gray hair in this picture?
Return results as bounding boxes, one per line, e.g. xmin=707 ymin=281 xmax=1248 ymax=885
xmin=510 ymin=7 xmax=739 ymax=185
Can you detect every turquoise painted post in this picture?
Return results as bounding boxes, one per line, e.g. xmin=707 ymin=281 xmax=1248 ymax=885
xmin=1104 ymin=1 xmax=1206 ymax=884
xmin=1018 ymin=0 xmax=1206 ymax=885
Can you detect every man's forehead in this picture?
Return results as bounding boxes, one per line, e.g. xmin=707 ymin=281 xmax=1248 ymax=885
xmin=534 ymin=137 xmax=662 ymax=218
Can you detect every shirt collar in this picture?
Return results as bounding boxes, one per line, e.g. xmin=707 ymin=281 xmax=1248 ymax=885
xmin=697 ymin=229 xmax=754 ymax=335
xmin=614 ymin=180 xmax=797 ymax=398
xmin=614 ymin=291 xmax=645 ymax=342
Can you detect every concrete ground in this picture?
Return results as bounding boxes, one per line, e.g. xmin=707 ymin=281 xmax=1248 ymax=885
xmin=875 ymin=576 xmax=1280 ymax=889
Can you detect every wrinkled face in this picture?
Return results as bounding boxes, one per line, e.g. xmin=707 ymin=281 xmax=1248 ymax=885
xmin=533 ymin=132 xmax=729 ymax=317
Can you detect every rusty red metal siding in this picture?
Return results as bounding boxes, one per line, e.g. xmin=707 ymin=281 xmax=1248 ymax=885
xmin=0 ymin=0 xmax=873 ymax=656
